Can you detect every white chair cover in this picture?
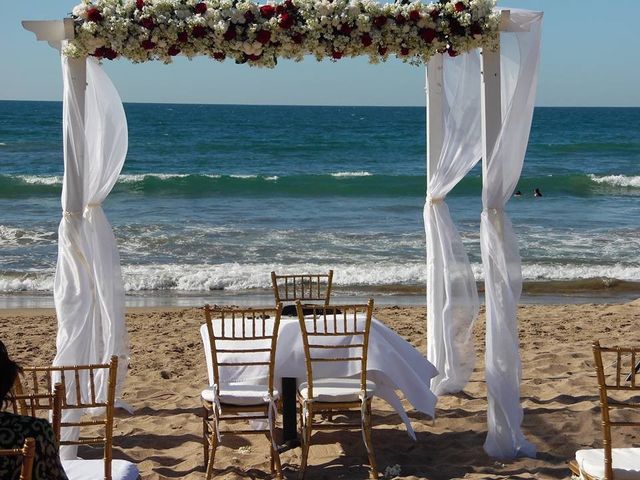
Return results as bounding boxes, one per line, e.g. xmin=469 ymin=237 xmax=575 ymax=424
xmin=54 ymin=52 xmax=128 ymax=456
xmin=425 ymin=51 xmax=482 ymax=395
xmin=481 ymin=9 xmax=543 ymax=460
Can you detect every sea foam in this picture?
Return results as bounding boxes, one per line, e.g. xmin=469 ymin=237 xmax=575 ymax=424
xmin=589 ymin=174 xmax=640 ymax=189
xmin=2 ymin=262 xmax=639 ymax=294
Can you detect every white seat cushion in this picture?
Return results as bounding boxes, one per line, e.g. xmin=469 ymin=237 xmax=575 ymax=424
xmin=575 ymin=448 xmax=640 ymax=480
xmin=62 ymin=459 xmax=139 ymax=480
xmin=201 ymin=384 xmax=279 ymax=406
xmin=298 ymin=378 xmax=376 ymax=402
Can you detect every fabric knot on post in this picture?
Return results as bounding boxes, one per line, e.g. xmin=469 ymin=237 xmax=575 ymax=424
xmin=483 ymin=207 xmax=503 ymax=216
xmin=62 ymin=210 xmax=81 ymax=219
xmin=427 ymin=196 xmax=445 ymax=207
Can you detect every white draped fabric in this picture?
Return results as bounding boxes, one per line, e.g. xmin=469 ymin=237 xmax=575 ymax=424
xmin=54 ymin=52 xmax=129 ymax=455
xmin=201 ymin=316 xmax=438 ymax=439
xmin=481 ymin=9 xmax=543 ymax=460
xmin=425 ymin=51 xmax=482 ymax=395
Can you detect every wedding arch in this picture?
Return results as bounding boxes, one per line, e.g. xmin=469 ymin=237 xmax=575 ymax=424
xmin=23 ymin=0 xmax=542 ymax=461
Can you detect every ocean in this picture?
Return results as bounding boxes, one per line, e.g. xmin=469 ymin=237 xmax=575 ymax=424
xmin=0 ymin=101 xmax=639 ymax=307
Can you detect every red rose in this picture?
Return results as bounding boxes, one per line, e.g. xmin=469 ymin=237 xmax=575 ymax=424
xmin=275 ymin=5 xmax=284 ymax=14
xmin=449 ymin=19 xmax=465 ymax=36
xmin=470 ymin=23 xmax=482 ymax=35
xmin=332 ymin=51 xmax=343 ymax=59
xmin=223 ymin=26 xmax=236 ymax=41
xmin=168 ymin=45 xmax=181 ymax=56
xmin=192 ymin=25 xmax=207 ymax=38
xmin=419 ymin=28 xmax=436 ymax=43
xmin=400 ymin=47 xmax=410 ymax=56
xmin=279 ymin=12 xmax=294 ymax=29
xmin=177 ymin=31 xmax=188 ymax=42
xmin=408 ymin=10 xmax=420 ymax=22
xmin=141 ymin=39 xmax=156 ymax=50
xmin=377 ymin=45 xmax=387 ymax=55
xmin=454 ymin=2 xmax=465 ymax=12
xmin=291 ymin=33 xmax=304 ymax=44
xmin=247 ymin=53 xmax=262 ymax=61
xmin=105 ymin=48 xmax=117 ymax=59
xmin=260 ymin=5 xmax=275 ymax=19
xmin=373 ymin=15 xmax=387 ymax=28
xmin=244 ymin=10 xmax=255 ymax=22
xmin=360 ymin=33 xmax=372 ymax=47
xmin=213 ymin=51 xmax=225 ymax=60
xmin=448 ymin=48 xmax=458 ymax=57
xmin=93 ymin=46 xmax=116 ymax=59
xmin=140 ymin=17 xmax=155 ymax=30
xmin=86 ymin=7 xmax=102 ymax=22
xmin=395 ymin=14 xmax=406 ymax=25
xmin=284 ymin=0 xmax=295 ymax=10
xmin=338 ymin=23 xmax=352 ymax=35
xmin=255 ymin=29 xmax=271 ymax=44
xmin=429 ymin=8 xmax=439 ymax=19
xmin=194 ymin=2 xmax=207 ymax=14
xmin=136 ymin=0 xmax=144 ymax=11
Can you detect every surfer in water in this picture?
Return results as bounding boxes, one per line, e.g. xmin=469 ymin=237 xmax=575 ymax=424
xmin=534 ymin=188 xmax=542 ymax=197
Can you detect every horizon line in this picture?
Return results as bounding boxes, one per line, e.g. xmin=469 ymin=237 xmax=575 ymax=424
xmin=1 ymin=98 xmax=639 ymax=108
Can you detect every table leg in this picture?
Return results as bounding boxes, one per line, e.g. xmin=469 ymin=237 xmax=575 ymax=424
xmin=277 ymin=377 xmax=300 ymax=453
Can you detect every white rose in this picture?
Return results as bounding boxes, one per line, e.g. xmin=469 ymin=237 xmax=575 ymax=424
xmin=72 ymin=5 xmax=88 ymax=19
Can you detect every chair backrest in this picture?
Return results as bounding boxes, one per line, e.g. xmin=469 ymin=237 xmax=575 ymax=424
xmin=204 ymin=304 xmax=282 ymax=393
xmin=9 ymin=381 xmax=64 ymax=443
xmin=0 ymin=437 xmax=36 ymax=480
xmin=18 ymin=356 xmax=118 ymax=480
xmin=296 ymin=299 xmax=374 ymax=399
xmin=592 ymin=341 xmax=640 ymax=480
xmin=271 ymin=270 xmax=334 ymax=306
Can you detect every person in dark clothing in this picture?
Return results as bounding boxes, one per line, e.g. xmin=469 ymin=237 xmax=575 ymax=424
xmin=0 ymin=340 xmax=68 ymax=480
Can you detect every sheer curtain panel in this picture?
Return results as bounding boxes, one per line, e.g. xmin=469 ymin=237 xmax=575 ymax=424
xmin=425 ymin=51 xmax=482 ymax=395
xmin=481 ymin=9 xmax=543 ymax=460
xmin=53 ymin=52 xmax=129 ymax=455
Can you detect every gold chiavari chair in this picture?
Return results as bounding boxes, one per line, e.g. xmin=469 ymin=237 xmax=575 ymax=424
xmin=201 ymin=304 xmax=283 ymax=480
xmin=10 ymin=380 xmax=64 ymax=443
xmin=295 ymin=299 xmax=377 ymax=480
xmin=0 ymin=437 xmax=36 ymax=480
xmin=19 ymin=356 xmax=139 ymax=480
xmin=570 ymin=341 xmax=640 ymax=480
xmin=271 ymin=271 xmax=334 ymax=312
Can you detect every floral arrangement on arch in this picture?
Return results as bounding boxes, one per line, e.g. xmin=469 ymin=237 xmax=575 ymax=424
xmin=66 ymin=0 xmax=499 ymax=67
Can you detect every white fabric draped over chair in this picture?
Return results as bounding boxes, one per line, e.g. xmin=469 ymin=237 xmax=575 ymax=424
xmin=54 ymin=51 xmax=129 ymax=454
xmin=425 ymin=51 xmax=482 ymax=395
xmin=481 ymin=9 xmax=542 ymax=459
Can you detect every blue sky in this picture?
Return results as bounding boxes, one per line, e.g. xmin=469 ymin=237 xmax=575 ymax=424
xmin=1 ymin=1 xmax=639 ymax=106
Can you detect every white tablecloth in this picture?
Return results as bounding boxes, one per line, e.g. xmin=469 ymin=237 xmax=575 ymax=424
xmin=200 ymin=316 xmax=438 ymax=438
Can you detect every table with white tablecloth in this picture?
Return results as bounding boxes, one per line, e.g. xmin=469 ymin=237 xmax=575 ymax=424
xmin=200 ymin=315 xmax=438 ymax=439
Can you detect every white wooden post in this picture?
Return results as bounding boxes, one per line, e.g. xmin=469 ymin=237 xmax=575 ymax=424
xmin=64 ymin=57 xmax=87 ymax=207
xmin=481 ymin=47 xmax=501 ymax=200
xmin=425 ymin=55 xmax=445 ymax=389
xmin=426 ymin=54 xmax=444 ymax=184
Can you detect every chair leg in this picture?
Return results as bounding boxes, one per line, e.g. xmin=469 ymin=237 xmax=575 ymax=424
xmin=268 ymin=436 xmax=283 ymax=480
xmin=202 ymin=406 xmax=210 ymax=468
xmin=205 ymin=416 xmax=219 ymax=480
xmin=298 ymin=405 xmax=313 ymax=480
xmin=363 ymin=401 xmax=378 ymax=479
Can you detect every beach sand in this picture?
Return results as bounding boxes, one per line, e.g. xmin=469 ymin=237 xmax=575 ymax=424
xmin=2 ymin=299 xmax=640 ymax=480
